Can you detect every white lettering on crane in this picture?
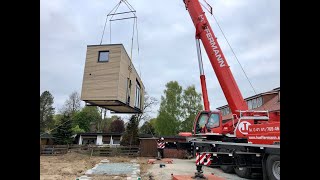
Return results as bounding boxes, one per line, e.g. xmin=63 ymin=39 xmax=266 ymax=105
xmin=204 ymin=28 xmax=226 ymax=67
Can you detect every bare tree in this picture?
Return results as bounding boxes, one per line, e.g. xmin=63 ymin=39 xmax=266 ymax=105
xmin=137 ymin=92 xmax=158 ymax=124
xmin=60 ymin=91 xmax=81 ymax=115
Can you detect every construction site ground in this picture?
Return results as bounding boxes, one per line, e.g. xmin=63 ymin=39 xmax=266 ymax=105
xmin=40 ymin=152 xmax=259 ymax=180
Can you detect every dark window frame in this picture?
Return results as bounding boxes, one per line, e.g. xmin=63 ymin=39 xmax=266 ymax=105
xmin=135 ymin=79 xmax=141 ymax=108
xmin=98 ymin=51 xmax=110 ymax=62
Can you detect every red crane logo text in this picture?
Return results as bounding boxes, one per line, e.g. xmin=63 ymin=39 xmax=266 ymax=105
xmin=204 ymin=28 xmax=226 ymax=67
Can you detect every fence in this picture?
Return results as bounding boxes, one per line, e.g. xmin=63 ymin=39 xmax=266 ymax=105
xmin=40 ymin=145 xmax=140 ymax=157
xmin=92 ymin=146 xmax=140 ymax=157
xmin=40 ymin=145 xmax=68 ymax=156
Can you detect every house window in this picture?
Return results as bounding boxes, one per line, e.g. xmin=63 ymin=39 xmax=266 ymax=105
xmin=221 ymin=107 xmax=230 ymax=116
xmin=256 ymin=97 xmax=263 ymax=107
xmin=126 ymin=78 xmax=131 ymax=105
xmin=102 ymin=136 xmax=111 ymax=144
xmin=112 ymin=136 xmax=121 ymax=144
xmin=247 ymin=100 xmax=253 ymax=109
xmin=135 ymin=80 xmax=141 ymax=108
xmin=226 ymin=107 xmax=230 ymax=114
xmin=98 ymin=51 xmax=109 ymax=62
xmin=252 ymin=98 xmax=257 ymax=109
xmin=82 ymin=138 xmax=96 ymax=145
xmin=247 ymin=97 xmax=263 ymax=110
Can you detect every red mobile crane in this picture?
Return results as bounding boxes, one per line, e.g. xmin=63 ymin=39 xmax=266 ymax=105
xmin=180 ymin=0 xmax=280 ymax=179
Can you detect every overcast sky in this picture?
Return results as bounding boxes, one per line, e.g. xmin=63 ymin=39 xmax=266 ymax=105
xmin=40 ymin=0 xmax=279 ymax=120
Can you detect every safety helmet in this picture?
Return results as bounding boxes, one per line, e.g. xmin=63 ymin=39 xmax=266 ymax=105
xmin=160 ymin=137 xmax=164 ymax=141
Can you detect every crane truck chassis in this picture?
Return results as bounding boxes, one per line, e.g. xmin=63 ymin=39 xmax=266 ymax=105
xmin=172 ymin=110 xmax=280 ymax=180
xmin=189 ymin=139 xmax=280 ymax=180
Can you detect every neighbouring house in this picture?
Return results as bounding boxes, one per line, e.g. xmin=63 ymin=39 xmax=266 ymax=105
xmin=75 ymin=132 xmax=123 ymax=146
xmin=217 ymin=87 xmax=280 ymax=123
xmin=40 ymin=132 xmax=54 ymax=145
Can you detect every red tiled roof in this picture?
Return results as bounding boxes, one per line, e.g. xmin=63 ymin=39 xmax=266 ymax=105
xmin=222 ymin=95 xmax=280 ymax=120
xmin=254 ymin=95 xmax=280 ymax=112
xmin=217 ymin=87 xmax=280 ymax=110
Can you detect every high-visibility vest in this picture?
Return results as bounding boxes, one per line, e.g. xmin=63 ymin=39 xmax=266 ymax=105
xmin=157 ymin=141 xmax=165 ymax=149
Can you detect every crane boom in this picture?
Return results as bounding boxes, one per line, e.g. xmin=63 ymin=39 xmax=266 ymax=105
xmin=183 ymin=0 xmax=248 ymax=116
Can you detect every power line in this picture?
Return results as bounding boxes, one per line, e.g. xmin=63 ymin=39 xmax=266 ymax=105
xmin=40 ymin=117 xmax=73 ymax=137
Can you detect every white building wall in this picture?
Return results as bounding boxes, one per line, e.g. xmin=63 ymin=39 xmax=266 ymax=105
xmin=78 ymin=135 xmax=83 ymax=145
xmin=96 ymin=135 xmax=103 ymax=145
xmin=110 ymin=136 xmax=113 ymax=145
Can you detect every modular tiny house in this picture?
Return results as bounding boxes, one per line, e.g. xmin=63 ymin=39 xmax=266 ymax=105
xmin=81 ymin=44 xmax=144 ymax=113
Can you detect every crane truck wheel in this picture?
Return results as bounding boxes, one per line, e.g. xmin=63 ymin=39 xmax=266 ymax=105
xmin=234 ymin=167 xmax=252 ymax=179
xmin=266 ymin=155 xmax=280 ymax=180
xmin=220 ymin=165 xmax=234 ymax=173
xmin=219 ymin=148 xmax=234 ymax=173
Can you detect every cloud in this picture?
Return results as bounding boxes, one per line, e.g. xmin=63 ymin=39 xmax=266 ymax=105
xmin=41 ymin=0 xmax=279 ymax=120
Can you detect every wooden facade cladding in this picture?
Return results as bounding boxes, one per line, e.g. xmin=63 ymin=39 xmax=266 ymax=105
xmin=81 ymin=44 xmax=144 ymax=113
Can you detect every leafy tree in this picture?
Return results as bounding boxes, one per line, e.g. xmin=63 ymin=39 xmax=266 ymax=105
xmin=149 ymin=118 xmax=157 ymax=126
xmin=155 ymin=81 xmax=183 ymax=135
xmin=110 ymin=118 xmax=125 ymax=133
xmin=40 ymin=91 xmax=55 ymax=132
xmin=53 ymin=115 xmax=73 ymax=144
xmin=121 ymin=115 xmax=139 ymax=146
xmin=102 ymin=115 xmax=119 ymax=133
xmin=139 ymin=121 xmax=155 ymax=135
xmin=45 ymin=114 xmax=63 ymax=132
xmin=71 ymin=125 xmax=85 ymax=134
xmin=60 ymin=91 xmax=81 ymax=116
xmin=180 ymin=85 xmax=203 ymax=132
xmin=72 ymin=106 xmax=101 ymax=132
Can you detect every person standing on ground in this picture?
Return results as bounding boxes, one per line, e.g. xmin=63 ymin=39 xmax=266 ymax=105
xmin=157 ymin=137 xmax=165 ymax=160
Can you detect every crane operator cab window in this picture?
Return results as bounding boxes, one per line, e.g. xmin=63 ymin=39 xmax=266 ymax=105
xmin=207 ymin=113 xmax=220 ymax=129
xmin=196 ymin=114 xmax=209 ymax=133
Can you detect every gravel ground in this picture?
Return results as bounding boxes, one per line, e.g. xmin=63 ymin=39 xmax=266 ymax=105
xmin=91 ymin=163 xmax=135 ymax=175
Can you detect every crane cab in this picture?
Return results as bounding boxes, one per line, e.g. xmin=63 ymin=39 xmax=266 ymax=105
xmin=193 ymin=110 xmax=223 ymax=135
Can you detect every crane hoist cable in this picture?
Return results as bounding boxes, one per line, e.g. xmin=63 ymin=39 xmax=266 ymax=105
xmin=100 ymin=1 xmax=122 ymax=45
xmin=210 ymin=13 xmax=258 ymax=96
xmin=199 ymin=0 xmax=258 ymax=96
xmin=205 ymin=2 xmax=268 ymax=110
xmin=122 ymin=0 xmax=140 ymax=55
xmin=99 ymin=0 xmax=139 ymax=60
xmin=99 ymin=0 xmax=141 ymax=81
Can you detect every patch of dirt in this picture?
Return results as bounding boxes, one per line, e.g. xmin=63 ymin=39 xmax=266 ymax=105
xmin=40 ymin=152 xmax=152 ymax=180
xmin=137 ymin=157 xmax=153 ymax=179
